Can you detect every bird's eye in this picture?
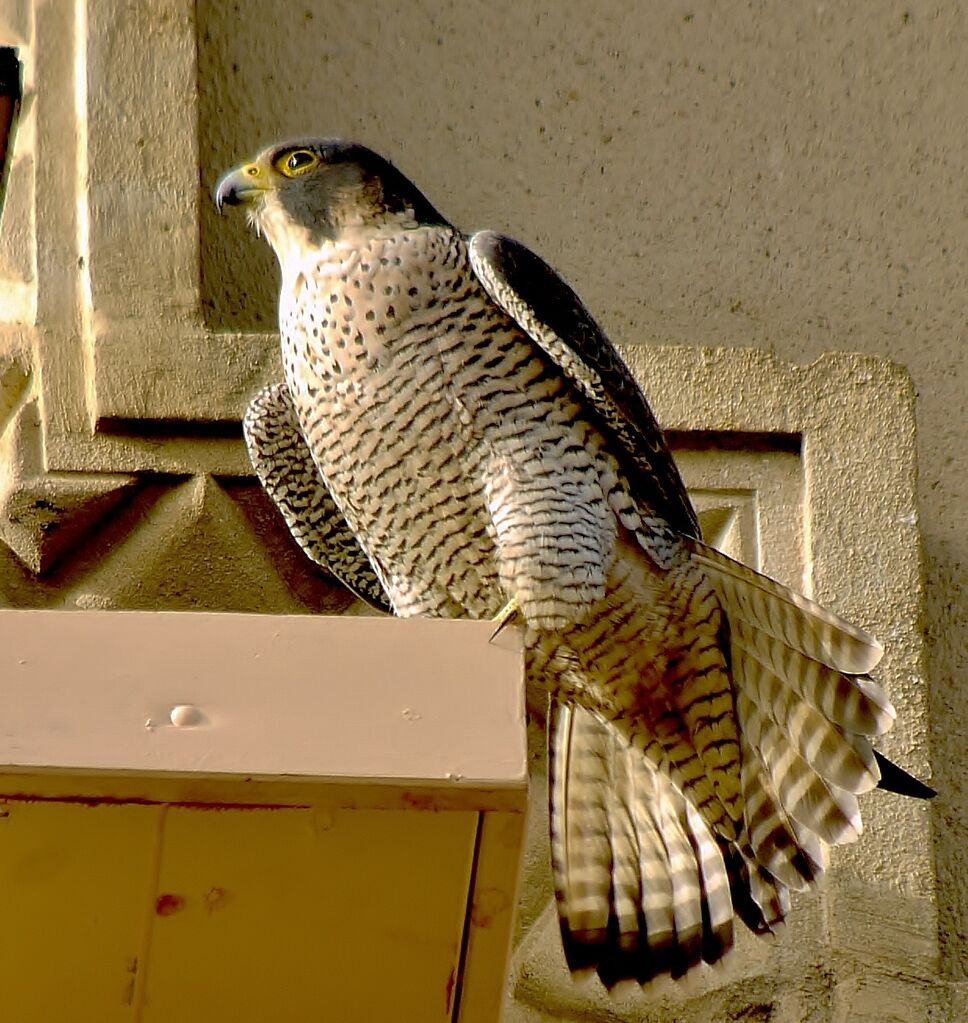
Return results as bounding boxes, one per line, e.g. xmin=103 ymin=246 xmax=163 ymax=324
xmin=277 ymin=149 xmax=318 ymax=177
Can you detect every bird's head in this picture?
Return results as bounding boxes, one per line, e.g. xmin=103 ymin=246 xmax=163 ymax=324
xmin=215 ymin=138 xmax=449 ymax=263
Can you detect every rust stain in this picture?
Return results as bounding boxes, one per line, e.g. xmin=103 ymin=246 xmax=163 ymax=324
xmin=444 ymin=967 xmax=456 ymax=1014
xmin=0 ymin=792 xmax=310 ymax=812
xmin=205 ymin=886 xmax=229 ymax=913
xmin=155 ymin=893 xmax=185 ymax=917
xmin=122 ymin=957 xmax=137 ymax=1007
xmin=401 ymin=791 xmax=437 ymax=811
xmin=470 ymin=887 xmax=510 ymax=929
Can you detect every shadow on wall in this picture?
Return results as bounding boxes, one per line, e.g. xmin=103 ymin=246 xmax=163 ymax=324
xmin=0 ymin=47 xmax=22 ymax=223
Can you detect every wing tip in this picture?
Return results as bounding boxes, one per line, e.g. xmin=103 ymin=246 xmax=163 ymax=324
xmin=874 ymin=750 xmax=936 ymax=800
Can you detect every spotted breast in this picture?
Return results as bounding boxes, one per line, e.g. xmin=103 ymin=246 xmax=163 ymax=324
xmin=279 ymin=224 xmax=619 ymax=627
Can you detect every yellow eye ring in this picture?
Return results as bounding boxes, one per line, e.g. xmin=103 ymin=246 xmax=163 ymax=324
xmin=276 ymin=149 xmax=318 ymax=177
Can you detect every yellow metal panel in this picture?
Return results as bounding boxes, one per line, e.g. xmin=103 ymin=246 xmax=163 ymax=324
xmin=456 ymin=811 xmax=527 ymax=1022
xmin=140 ymin=805 xmax=479 ymax=1022
xmin=0 ymin=800 xmax=162 ymax=1022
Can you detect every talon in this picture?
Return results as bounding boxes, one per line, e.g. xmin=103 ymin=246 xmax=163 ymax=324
xmin=489 ymin=597 xmax=522 ymax=641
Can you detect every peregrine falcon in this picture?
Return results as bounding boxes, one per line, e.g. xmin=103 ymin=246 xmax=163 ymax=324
xmin=216 ymin=139 xmax=932 ymax=984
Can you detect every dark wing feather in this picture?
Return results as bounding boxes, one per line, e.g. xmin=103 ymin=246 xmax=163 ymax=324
xmin=468 ymin=230 xmax=700 ymax=539
xmin=244 ymin=382 xmax=393 ymax=613
xmin=873 ymin=750 xmax=935 ymax=799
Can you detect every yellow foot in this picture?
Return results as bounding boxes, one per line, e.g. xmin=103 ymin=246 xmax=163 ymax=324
xmin=489 ymin=597 xmax=522 ymax=641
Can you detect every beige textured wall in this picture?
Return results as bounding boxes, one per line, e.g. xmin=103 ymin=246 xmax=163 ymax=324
xmin=199 ymin=0 xmax=967 ymax=989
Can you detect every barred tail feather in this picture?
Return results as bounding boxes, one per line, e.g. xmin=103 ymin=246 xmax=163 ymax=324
xmin=550 ymin=702 xmax=741 ymax=984
xmin=688 ymin=539 xmax=896 ymax=843
xmin=656 ymin=791 xmax=706 ymax=975
xmin=737 ymin=691 xmax=862 ymax=845
xmin=733 ymin=635 xmax=881 ymax=793
xmin=545 ymin=535 xmax=929 ymax=985
xmin=737 ymin=752 xmax=822 ymax=891
xmin=731 ymin=617 xmax=895 ymax=737
xmin=719 ymin=845 xmax=784 ymax=934
xmin=549 ymin=701 xmax=613 ymax=955
xmin=747 ymin=861 xmax=791 ymax=929
xmin=691 ymin=541 xmax=883 ymax=675
xmin=682 ymin=802 xmax=735 ymax=965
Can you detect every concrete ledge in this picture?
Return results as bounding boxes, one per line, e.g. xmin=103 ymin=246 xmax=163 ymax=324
xmin=0 ymin=612 xmax=526 ymax=790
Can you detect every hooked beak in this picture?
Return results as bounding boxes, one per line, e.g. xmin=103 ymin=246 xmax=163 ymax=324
xmin=214 ymin=165 xmax=268 ymax=212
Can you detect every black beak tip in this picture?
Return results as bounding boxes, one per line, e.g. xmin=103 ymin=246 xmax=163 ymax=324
xmin=214 ymin=177 xmax=240 ymax=213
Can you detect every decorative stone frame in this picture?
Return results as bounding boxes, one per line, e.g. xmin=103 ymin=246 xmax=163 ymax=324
xmin=506 ymin=348 xmax=935 ymax=1022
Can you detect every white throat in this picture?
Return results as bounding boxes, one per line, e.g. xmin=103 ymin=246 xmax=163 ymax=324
xmin=250 ymin=203 xmax=318 ymax=272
